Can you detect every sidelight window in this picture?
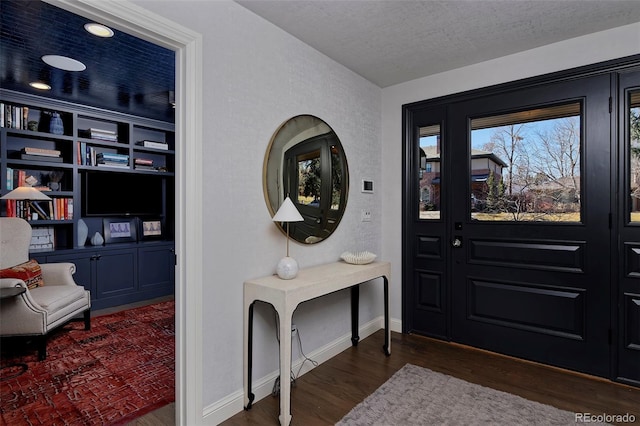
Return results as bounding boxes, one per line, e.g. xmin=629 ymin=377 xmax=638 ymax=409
xmin=418 ymin=124 xmax=442 ymax=220
xmin=629 ymin=91 xmax=640 ymax=222
xmin=470 ymin=103 xmax=582 ymax=222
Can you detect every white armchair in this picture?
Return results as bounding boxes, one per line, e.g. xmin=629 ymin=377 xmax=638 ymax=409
xmin=0 ymin=217 xmax=91 ymax=360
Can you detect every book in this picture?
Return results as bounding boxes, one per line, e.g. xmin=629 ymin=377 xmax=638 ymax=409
xmin=134 ymin=158 xmax=153 ymax=165
xmin=134 ymin=165 xmax=158 ymax=171
xmin=97 ymin=152 xmax=128 ymax=160
xmin=97 ymin=163 xmax=130 ymax=169
xmin=137 ymin=140 xmax=169 ymax=150
xmin=79 ymin=128 xmax=118 ymax=142
xmin=23 ymin=147 xmax=61 ymax=157
xmin=20 ymin=154 xmax=64 ymax=163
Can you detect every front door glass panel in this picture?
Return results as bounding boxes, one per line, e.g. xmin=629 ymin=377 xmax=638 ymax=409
xmin=470 ymin=102 xmax=582 ymax=222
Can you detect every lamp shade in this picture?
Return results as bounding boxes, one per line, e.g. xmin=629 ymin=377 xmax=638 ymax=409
xmin=1 ymin=186 xmax=51 ymax=201
xmin=272 ymin=196 xmax=303 ymax=222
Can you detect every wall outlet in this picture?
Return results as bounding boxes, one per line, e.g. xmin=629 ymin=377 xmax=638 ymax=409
xmin=361 ymin=210 xmax=372 ymax=222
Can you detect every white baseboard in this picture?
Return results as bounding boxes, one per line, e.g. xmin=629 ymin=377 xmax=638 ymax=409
xmin=203 ymin=315 xmax=400 ymax=424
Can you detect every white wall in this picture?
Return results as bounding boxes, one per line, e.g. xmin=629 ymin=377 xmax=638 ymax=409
xmin=92 ymin=0 xmax=640 ymax=421
xmin=131 ymin=0 xmax=383 ymax=420
xmin=381 ymin=23 xmax=640 ymax=323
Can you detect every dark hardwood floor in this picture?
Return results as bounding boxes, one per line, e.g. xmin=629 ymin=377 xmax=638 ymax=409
xmin=223 ymin=330 xmax=640 ymax=425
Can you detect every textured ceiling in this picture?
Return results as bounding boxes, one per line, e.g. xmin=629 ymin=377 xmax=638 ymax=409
xmin=237 ymin=0 xmax=640 ymax=88
xmin=0 ymin=0 xmax=175 ymax=122
xmin=2 ymin=1 xmax=639 ymax=122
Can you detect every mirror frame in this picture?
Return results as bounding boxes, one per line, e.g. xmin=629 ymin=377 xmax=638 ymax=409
xmin=263 ymin=114 xmax=349 ymax=244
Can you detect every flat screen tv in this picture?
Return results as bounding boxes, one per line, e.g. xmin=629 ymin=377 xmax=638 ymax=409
xmin=82 ymin=171 xmax=164 ymax=217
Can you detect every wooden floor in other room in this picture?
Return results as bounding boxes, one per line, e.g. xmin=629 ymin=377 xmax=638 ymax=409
xmin=222 ymin=329 xmax=640 ymax=425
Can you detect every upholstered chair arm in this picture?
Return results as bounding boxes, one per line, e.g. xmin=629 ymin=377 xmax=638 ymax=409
xmin=40 ymin=263 xmax=77 ymax=286
xmin=0 ymin=279 xmax=47 ymax=335
xmin=0 ymin=277 xmax=25 ymax=288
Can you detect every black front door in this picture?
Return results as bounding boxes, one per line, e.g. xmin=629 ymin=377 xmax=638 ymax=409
xmin=404 ymin=72 xmax=614 ymax=378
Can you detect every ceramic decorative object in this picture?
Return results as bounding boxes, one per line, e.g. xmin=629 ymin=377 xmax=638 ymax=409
xmin=49 ymin=112 xmax=64 ymax=135
xmin=77 ymin=219 xmax=88 ymax=247
xmin=91 ymin=231 xmax=104 ymax=246
xmin=28 ymin=121 xmax=39 ymax=131
xmin=340 ymin=251 xmax=377 ymax=265
xmin=276 ymin=256 xmax=299 ymax=280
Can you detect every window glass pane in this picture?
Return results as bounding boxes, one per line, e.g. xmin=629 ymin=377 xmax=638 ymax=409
xmin=297 ymin=149 xmax=321 ymax=206
xmin=419 ymin=124 xmax=441 ymax=220
xmin=629 ymin=91 xmax=640 ymax=222
xmin=470 ymin=103 xmax=582 ymax=222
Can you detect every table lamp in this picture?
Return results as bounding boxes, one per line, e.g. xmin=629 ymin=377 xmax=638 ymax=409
xmin=272 ymin=196 xmax=304 ymax=279
xmin=1 ymin=186 xmax=52 ymax=220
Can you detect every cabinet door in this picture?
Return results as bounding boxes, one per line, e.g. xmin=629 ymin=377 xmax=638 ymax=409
xmin=138 ymin=244 xmax=175 ymax=292
xmin=44 ymin=252 xmax=93 ymax=298
xmin=94 ymin=248 xmax=137 ymax=300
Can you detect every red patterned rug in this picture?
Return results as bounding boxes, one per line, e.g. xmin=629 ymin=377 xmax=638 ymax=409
xmin=0 ymin=300 xmax=175 ymax=425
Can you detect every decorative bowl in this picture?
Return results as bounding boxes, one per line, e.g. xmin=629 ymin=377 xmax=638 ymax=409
xmin=340 ymin=251 xmax=377 ymax=265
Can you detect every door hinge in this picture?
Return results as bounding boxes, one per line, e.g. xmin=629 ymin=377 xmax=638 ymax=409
xmin=609 ymin=97 xmax=612 ymax=113
xmin=609 ymin=212 xmax=612 ymax=229
xmin=608 ymin=328 xmax=613 ymax=345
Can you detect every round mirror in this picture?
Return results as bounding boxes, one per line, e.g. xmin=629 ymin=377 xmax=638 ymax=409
xmin=263 ymin=115 xmax=349 ymax=244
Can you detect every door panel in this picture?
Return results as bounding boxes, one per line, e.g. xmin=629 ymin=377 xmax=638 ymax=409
xmin=404 ymin=73 xmax=613 ymax=378
xmin=403 ymin=105 xmax=449 ymax=338
xmin=617 ymin=70 xmax=640 ymax=385
xmin=449 ymin=74 xmax=611 ymax=377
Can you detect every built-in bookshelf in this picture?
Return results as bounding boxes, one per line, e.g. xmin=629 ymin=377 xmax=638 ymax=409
xmin=0 ymin=89 xmax=175 ymax=252
xmin=1 ymin=89 xmax=176 ymax=309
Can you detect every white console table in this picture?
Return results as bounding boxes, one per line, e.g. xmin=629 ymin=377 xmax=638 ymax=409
xmin=243 ymin=261 xmax=391 ymax=426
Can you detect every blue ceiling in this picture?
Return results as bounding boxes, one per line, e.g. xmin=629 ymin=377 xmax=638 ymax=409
xmin=0 ymin=0 xmax=175 ymax=123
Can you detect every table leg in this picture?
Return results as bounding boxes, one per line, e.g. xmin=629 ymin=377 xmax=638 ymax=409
xmin=350 ymin=284 xmax=360 ymax=346
xmin=278 ymin=310 xmax=293 ymax=426
xmin=244 ymin=302 xmax=255 ymax=410
xmin=383 ymin=276 xmax=391 ymax=356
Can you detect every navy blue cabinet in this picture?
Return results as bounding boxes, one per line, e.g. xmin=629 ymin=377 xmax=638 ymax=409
xmin=44 ymin=242 xmax=173 ymax=310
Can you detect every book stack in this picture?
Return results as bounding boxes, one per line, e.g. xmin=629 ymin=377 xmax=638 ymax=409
xmin=20 ymin=146 xmax=63 ymax=163
xmin=136 ymin=140 xmax=169 ymax=150
xmin=82 ymin=128 xmax=118 ymax=142
xmin=30 ymin=226 xmax=55 ymax=251
xmin=5 ymin=168 xmax=52 ymax=191
xmin=1 ymin=103 xmax=29 ymax=129
xmin=134 ymin=157 xmax=156 ymax=171
xmin=5 ymin=197 xmax=72 ymax=221
xmin=96 ymin=152 xmax=129 ymax=168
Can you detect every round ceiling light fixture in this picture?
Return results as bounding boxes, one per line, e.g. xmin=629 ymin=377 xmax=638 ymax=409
xmin=41 ymin=55 xmax=86 ymax=72
xmin=84 ymin=23 xmax=114 ymax=38
xmin=29 ymin=82 xmax=51 ymax=90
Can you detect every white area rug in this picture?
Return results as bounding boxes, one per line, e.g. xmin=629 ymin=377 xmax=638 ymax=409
xmin=336 ymin=364 xmax=607 ymax=425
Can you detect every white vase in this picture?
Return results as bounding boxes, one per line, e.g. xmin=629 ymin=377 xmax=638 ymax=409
xmin=91 ymin=231 xmax=104 ymax=246
xmin=77 ymin=219 xmax=88 ymax=247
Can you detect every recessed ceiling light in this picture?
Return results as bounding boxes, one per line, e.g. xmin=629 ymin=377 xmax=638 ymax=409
xmin=41 ymin=55 xmax=86 ymax=72
xmin=29 ymin=82 xmax=51 ymax=90
xmin=84 ymin=23 xmax=114 ymax=38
